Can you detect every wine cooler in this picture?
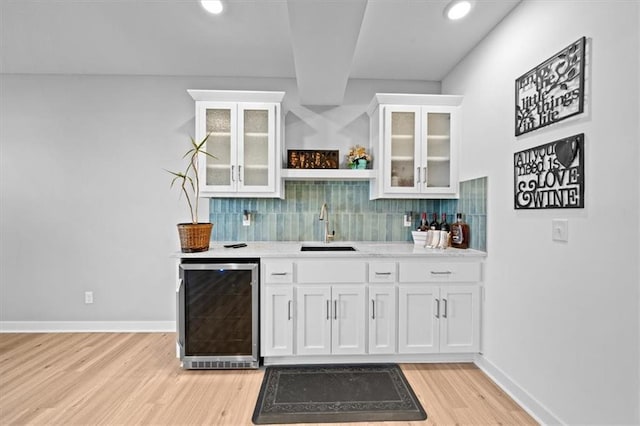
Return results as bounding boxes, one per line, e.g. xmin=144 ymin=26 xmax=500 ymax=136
xmin=178 ymin=260 xmax=259 ymax=369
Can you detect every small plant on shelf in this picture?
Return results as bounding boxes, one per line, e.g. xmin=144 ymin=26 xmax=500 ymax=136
xmin=346 ymin=145 xmax=372 ymax=169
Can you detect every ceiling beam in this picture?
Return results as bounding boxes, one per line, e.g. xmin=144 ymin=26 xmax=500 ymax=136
xmin=287 ymin=0 xmax=368 ymax=106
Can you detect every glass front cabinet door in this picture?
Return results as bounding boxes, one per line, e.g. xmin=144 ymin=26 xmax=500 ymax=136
xmin=368 ymin=94 xmax=462 ymax=199
xmin=189 ymin=90 xmax=285 ymax=198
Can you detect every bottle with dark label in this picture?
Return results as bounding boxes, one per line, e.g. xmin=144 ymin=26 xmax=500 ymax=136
xmin=451 ymin=213 xmax=470 ymax=249
xmin=430 ymin=212 xmax=440 ymax=230
xmin=418 ymin=212 xmax=429 ymax=231
xmin=440 ymin=213 xmax=450 ymax=232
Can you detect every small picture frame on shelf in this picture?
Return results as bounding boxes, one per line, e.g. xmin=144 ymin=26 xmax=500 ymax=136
xmin=287 ymin=150 xmax=339 ymax=169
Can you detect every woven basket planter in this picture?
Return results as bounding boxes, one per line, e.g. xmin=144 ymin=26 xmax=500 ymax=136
xmin=177 ymin=223 xmax=213 ymax=253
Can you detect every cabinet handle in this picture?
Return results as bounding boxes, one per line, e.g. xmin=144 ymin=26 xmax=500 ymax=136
xmin=430 ymin=271 xmax=452 ymax=275
xmin=443 ymin=298 xmax=448 ymax=318
xmin=375 ymin=272 xmax=391 ymax=276
xmin=416 ymin=167 xmax=421 ymax=184
xmin=423 ymin=167 xmax=427 ymax=183
xmin=288 ymin=300 xmax=292 ymax=320
xmin=270 ymin=272 xmax=288 ymax=276
xmin=238 ymin=165 xmax=242 ymax=182
xmin=326 ymin=300 xmax=330 ymax=320
xmin=231 ymin=165 xmax=235 ymax=182
xmin=371 ymin=300 xmax=376 ymax=320
xmin=435 ymin=298 xmax=440 ymax=318
xmin=334 ymin=300 xmax=337 ymax=320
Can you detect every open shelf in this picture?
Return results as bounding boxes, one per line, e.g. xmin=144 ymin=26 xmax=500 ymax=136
xmin=281 ymin=169 xmax=375 ymax=181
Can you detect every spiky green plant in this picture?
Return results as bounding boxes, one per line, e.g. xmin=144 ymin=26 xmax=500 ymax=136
xmin=166 ymin=133 xmax=215 ymax=224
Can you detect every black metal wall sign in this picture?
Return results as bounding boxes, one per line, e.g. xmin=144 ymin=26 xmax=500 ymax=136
xmin=514 ymin=134 xmax=584 ymax=209
xmin=515 ymin=37 xmax=586 ymax=136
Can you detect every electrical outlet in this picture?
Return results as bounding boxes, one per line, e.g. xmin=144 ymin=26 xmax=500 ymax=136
xmin=403 ymin=213 xmax=412 ymax=227
xmin=552 ymin=219 xmax=569 ymax=242
xmin=84 ymin=291 xmax=94 ymax=304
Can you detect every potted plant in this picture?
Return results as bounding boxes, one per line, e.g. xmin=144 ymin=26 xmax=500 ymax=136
xmin=166 ymin=134 xmax=215 ymax=253
xmin=346 ymin=145 xmax=372 ymax=169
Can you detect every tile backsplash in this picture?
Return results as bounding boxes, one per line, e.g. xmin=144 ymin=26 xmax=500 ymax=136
xmin=209 ymin=177 xmax=487 ymax=251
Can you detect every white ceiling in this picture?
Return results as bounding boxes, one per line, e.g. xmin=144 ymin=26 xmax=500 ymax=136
xmin=0 ymin=0 xmax=521 ymax=104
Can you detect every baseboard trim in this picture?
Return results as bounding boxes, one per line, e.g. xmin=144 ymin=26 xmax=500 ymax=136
xmin=0 ymin=321 xmax=176 ymax=333
xmin=474 ymin=354 xmax=563 ymax=425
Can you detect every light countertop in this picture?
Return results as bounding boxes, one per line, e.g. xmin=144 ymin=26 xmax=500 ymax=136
xmin=173 ymin=241 xmax=486 ymax=259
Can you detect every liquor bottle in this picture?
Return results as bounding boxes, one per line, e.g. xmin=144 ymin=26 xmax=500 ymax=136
xmin=418 ymin=212 xmax=429 ymax=231
xmin=440 ymin=213 xmax=450 ymax=232
xmin=430 ymin=212 xmax=440 ymax=230
xmin=451 ymin=213 xmax=470 ymax=249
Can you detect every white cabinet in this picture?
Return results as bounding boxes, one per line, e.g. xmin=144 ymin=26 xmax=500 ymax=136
xmin=368 ymin=285 xmax=396 ymax=354
xmin=367 ymin=94 xmax=462 ymax=199
xmin=398 ymin=261 xmax=480 ymax=354
xmin=296 ymin=285 xmax=366 ymax=355
xmin=188 ymin=90 xmax=285 ymax=198
xmin=263 ymin=285 xmax=294 ymax=356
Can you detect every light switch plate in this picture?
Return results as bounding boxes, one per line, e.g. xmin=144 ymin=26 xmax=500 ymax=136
xmin=552 ymin=219 xmax=569 ymax=242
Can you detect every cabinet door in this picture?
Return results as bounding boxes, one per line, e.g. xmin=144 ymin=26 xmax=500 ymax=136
xmin=237 ymin=103 xmax=277 ymax=193
xmin=439 ymin=285 xmax=479 ymax=353
xmin=398 ymin=285 xmax=439 ymax=353
xmin=331 ymin=286 xmax=366 ymax=355
xmin=263 ymin=286 xmax=294 ymax=356
xmin=196 ymin=102 xmax=238 ymax=193
xmin=296 ymin=286 xmax=331 ymax=355
xmin=368 ymin=285 xmax=396 ymax=354
xmin=421 ymin=107 xmax=458 ymax=194
xmin=383 ymin=106 xmax=421 ymax=194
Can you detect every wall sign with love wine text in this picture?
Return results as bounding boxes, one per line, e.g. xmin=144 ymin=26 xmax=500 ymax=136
xmin=515 ymin=37 xmax=586 ymax=136
xmin=514 ymin=134 xmax=584 ymax=209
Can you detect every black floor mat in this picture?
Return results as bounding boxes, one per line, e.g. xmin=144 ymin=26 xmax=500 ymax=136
xmin=252 ymin=364 xmax=427 ymax=424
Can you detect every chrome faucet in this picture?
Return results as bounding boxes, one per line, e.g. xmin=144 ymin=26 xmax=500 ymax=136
xmin=319 ymin=203 xmax=335 ymax=243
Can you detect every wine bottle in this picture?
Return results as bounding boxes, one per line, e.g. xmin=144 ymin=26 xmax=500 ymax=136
xmin=440 ymin=213 xmax=450 ymax=232
xmin=451 ymin=213 xmax=470 ymax=249
xmin=418 ymin=212 xmax=429 ymax=231
xmin=430 ymin=212 xmax=440 ymax=230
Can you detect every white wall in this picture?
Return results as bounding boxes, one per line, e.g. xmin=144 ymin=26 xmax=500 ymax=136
xmin=442 ymin=1 xmax=639 ymax=424
xmin=0 ymin=75 xmax=438 ymax=329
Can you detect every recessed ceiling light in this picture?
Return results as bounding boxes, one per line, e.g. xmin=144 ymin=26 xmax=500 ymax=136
xmin=201 ymin=0 xmax=223 ymax=15
xmin=445 ymin=0 xmax=472 ymax=20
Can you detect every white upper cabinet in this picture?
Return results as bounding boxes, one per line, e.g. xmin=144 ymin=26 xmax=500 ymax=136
xmin=367 ymin=94 xmax=462 ymax=199
xmin=188 ymin=90 xmax=285 ymax=198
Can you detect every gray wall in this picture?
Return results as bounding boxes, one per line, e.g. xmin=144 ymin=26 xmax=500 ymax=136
xmin=442 ymin=1 xmax=639 ymax=424
xmin=0 ymin=75 xmax=438 ymax=327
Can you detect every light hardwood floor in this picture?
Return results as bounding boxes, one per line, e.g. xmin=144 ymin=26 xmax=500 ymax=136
xmin=0 ymin=333 xmax=537 ymax=425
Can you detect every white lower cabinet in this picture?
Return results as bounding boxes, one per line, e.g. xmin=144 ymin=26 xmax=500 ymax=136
xmin=296 ymin=285 xmax=366 ymax=355
xmin=263 ymin=285 xmax=294 ymax=356
xmin=398 ymin=284 xmax=479 ymax=354
xmin=368 ymin=285 xmax=397 ymax=354
xmin=261 ymin=258 xmax=482 ymax=362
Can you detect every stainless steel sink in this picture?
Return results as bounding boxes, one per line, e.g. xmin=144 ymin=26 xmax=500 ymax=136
xmin=300 ymin=245 xmax=357 ymax=252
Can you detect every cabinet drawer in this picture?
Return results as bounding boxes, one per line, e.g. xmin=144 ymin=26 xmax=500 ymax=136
xmin=398 ymin=262 xmax=481 ymax=283
xmin=369 ymin=262 xmax=396 ymax=283
xmin=297 ymin=260 xmax=366 ymax=283
xmin=264 ymin=262 xmax=294 ymax=284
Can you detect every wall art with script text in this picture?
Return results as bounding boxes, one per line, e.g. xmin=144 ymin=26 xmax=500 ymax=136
xmin=515 ymin=37 xmax=586 ymax=136
xmin=514 ymin=134 xmax=584 ymax=209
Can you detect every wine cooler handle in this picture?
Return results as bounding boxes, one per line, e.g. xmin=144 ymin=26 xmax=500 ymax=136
xmin=435 ymin=298 xmax=440 ymax=318
xmin=178 ymin=279 xmax=185 ymax=349
xmin=443 ymin=298 xmax=448 ymax=318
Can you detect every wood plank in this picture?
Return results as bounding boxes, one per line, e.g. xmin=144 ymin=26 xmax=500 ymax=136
xmin=0 ymin=333 xmax=537 ymax=425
